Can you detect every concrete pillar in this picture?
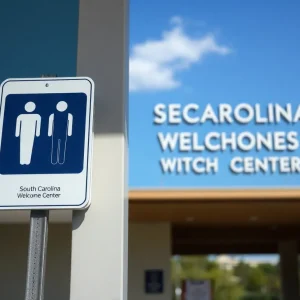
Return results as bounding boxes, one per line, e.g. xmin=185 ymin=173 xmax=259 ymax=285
xmin=69 ymin=0 xmax=128 ymax=299
xmin=279 ymin=240 xmax=299 ymax=300
xmin=128 ymin=223 xmax=172 ymax=300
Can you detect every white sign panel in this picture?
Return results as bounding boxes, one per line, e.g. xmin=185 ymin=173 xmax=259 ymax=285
xmin=185 ymin=280 xmax=212 ymax=300
xmin=0 ymin=77 xmax=94 ymax=210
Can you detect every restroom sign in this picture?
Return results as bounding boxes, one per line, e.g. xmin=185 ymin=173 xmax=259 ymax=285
xmin=0 ymin=77 xmax=94 ymax=210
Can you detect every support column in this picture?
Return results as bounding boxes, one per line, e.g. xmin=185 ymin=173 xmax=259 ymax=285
xmin=128 ymin=223 xmax=172 ymax=300
xmin=279 ymin=240 xmax=299 ymax=300
xmin=70 ymin=0 xmax=128 ymax=299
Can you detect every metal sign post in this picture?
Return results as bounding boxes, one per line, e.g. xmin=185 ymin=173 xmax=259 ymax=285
xmin=24 ymin=75 xmax=54 ymax=300
xmin=25 ymin=210 xmax=49 ymax=300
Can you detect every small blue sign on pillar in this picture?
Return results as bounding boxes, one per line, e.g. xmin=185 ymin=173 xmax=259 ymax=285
xmin=145 ymin=269 xmax=164 ymax=294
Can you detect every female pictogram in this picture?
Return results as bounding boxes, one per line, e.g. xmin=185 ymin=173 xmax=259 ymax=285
xmin=48 ymin=101 xmax=73 ymax=165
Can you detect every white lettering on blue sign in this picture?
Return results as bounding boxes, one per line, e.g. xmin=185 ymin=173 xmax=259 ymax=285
xmin=151 ymin=103 xmax=300 ymax=184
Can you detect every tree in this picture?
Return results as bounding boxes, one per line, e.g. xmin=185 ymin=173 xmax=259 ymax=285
xmin=246 ymin=267 xmax=267 ymax=293
xmin=171 ymin=256 xmax=245 ymax=300
xmin=234 ymin=261 xmax=251 ymax=286
xmin=211 ymin=268 xmax=244 ymax=300
xmin=257 ymin=264 xmax=280 ymax=297
xmin=171 ymin=256 xmax=281 ymax=300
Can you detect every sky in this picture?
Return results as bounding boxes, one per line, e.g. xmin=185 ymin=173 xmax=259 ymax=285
xmin=208 ymin=254 xmax=279 ymax=265
xmin=128 ymin=1 xmax=300 ymax=263
xmin=129 ymin=0 xmax=300 ymax=189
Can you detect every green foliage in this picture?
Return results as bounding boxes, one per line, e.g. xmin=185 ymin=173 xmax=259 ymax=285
xmin=211 ymin=268 xmax=244 ymax=300
xmin=246 ymin=267 xmax=266 ymax=292
xmin=234 ymin=261 xmax=252 ymax=286
xmin=241 ymin=294 xmax=280 ymax=300
xmin=171 ymin=256 xmax=281 ymax=300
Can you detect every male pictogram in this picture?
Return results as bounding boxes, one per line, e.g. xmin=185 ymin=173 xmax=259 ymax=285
xmin=48 ymin=101 xmax=73 ymax=165
xmin=15 ymin=102 xmax=41 ymax=165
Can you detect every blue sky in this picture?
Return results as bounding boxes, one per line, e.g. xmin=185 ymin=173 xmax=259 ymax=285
xmin=129 ymin=0 xmax=300 ymax=189
xmin=209 ymin=254 xmax=279 ymax=265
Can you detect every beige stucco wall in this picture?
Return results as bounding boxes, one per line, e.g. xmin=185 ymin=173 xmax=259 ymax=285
xmin=0 ymin=224 xmax=71 ymax=300
xmin=128 ymin=223 xmax=172 ymax=300
xmin=0 ymin=222 xmax=171 ymax=300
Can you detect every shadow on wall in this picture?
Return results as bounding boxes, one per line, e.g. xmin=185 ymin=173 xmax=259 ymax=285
xmin=0 ymin=0 xmax=129 ymax=137
xmin=0 ymin=223 xmax=72 ymax=300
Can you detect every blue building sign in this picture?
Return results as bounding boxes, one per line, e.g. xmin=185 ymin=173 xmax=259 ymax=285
xmin=130 ymin=98 xmax=300 ymax=189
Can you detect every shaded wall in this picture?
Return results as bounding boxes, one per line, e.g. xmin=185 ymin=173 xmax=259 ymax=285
xmin=0 ymin=224 xmax=71 ymax=300
xmin=128 ymin=223 xmax=172 ymax=300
